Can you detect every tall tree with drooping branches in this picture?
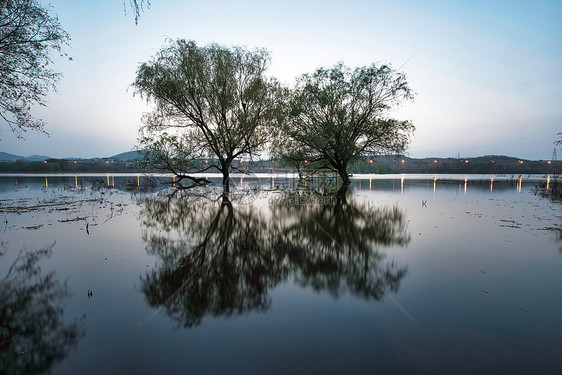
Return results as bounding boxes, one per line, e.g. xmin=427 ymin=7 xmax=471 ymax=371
xmin=133 ymin=39 xmax=285 ymax=196
xmin=282 ymin=62 xmax=415 ymax=184
xmin=0 ymin=0 xmax=70 ymax=137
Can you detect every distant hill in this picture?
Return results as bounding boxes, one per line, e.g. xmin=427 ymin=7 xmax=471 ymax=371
xmin=350 ymin=155 xmax=560 ymax=174
xmin=0 ymin=152 xmax=20 ymax=161
xmin=1 ymin=150 xmax=142 ymax=161
xmin=108 ymin=150 xmax=142 ymax=160
xmin=26 ymin=154 xmax=51 ymax=162
xmin=0 ymin=152 xmax=50 ymax=162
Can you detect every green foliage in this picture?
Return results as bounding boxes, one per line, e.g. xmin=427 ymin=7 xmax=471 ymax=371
xmin=0 ymin=159 xmax=68 ymax=172
xmin=281 ymin=62 xmax=414 ymax=183
xmin=350 ymin=158 xmax=394 ymax=174
xmin=137 ymin=130 xmax=211 ymax=176
xmin=271 ymin=136 xmax=326 ymax=178
xmin=133 ymin=39 xmax=284 ymax=189
xmin=0 ymin=0 xmax=70 ymax=137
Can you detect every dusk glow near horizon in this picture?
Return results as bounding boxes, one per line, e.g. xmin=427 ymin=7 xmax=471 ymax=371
xmin=1 ymin=0 xmax=560 ymax=160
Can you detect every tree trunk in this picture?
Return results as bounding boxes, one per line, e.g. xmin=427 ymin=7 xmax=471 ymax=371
xmin=222 ymin=169 xmax=230 ymax=199
xmin=335 ymin=183 xmax=349 ymax=205
xmin=337 ymin=164 xmax=351 ymax=185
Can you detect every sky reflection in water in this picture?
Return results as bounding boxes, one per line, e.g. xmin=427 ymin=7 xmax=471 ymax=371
xmin=0 ymin=175 xmax=560 ymax=374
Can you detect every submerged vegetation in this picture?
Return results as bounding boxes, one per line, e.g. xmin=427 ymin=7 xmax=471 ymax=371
xmin=535 ymin=177 xmax=561 ymax=202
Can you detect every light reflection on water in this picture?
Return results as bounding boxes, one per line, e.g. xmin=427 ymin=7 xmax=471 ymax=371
xmin=0 ymin=174 xmax=560 ymax=374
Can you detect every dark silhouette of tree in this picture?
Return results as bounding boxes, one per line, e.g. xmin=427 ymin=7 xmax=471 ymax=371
xmin=0 ymin=0 xmax=70 ymax=137
xmin=271 ymin=136 xmax=326 ymax=179
xmin=136 ymin=130 xmax=210 ymax=187
xmin=0 ymin=243 xmax=84 ymax=374
xmin=138 ymin=186 xmax=409 ymax=327
xmin=133 ymin=39 xmax=285 ymax=196
xmin=280 ymin=63 xmax=414 ymax=184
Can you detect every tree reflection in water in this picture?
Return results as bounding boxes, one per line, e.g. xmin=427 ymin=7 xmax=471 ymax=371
xmin=0 ymin=243 xmax=84 ymax=375
xmin=139 ymin=185 xmax=410 ymax=328
xmin=270 ymin=185 xmax=410 ymax=299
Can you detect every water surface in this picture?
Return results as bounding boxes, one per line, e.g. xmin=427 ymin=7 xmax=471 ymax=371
xmin=0 ymin=174 xmax=560 ymax=374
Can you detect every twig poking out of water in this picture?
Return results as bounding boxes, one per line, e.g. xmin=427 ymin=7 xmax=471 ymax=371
xmin=2 ymin=212 xmax=7 ymax=233
xmin=58 ymin=217 xmax=88 ymax=223
xmin=481 ymin=290 xmax=492 ymax=294
xmin=23 ymin=225 xmax=43 ymax=230
xmin=519 ymin=306 xmax=530 ymax=314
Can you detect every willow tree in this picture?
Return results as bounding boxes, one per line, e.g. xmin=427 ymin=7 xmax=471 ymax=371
xmin=0 ymin=0 xmax=70 ymax=136
xmin=283 ymin=63 xmax=415 ymax=184
xmin=133 ymin=39 xmax=283 ymax=195
xmin=124 ymin=0 xmax=150 ymax=24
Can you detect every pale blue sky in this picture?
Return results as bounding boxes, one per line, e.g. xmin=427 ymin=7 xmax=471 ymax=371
xmin=1 ymin=0 xmax=560 ymax=159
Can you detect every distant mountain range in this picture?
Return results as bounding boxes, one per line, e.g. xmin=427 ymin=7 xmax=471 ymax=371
xmin=110 ymin=150 xmax=142 ymax=160
xmin=0 ymin=150 xmax=142 ymax=162
xmin=0 ymin=152 xmax=51 ymax=162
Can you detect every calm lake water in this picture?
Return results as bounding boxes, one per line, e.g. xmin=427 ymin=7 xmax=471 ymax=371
xmin=1 ymin=174 xmax=560 ymax=374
